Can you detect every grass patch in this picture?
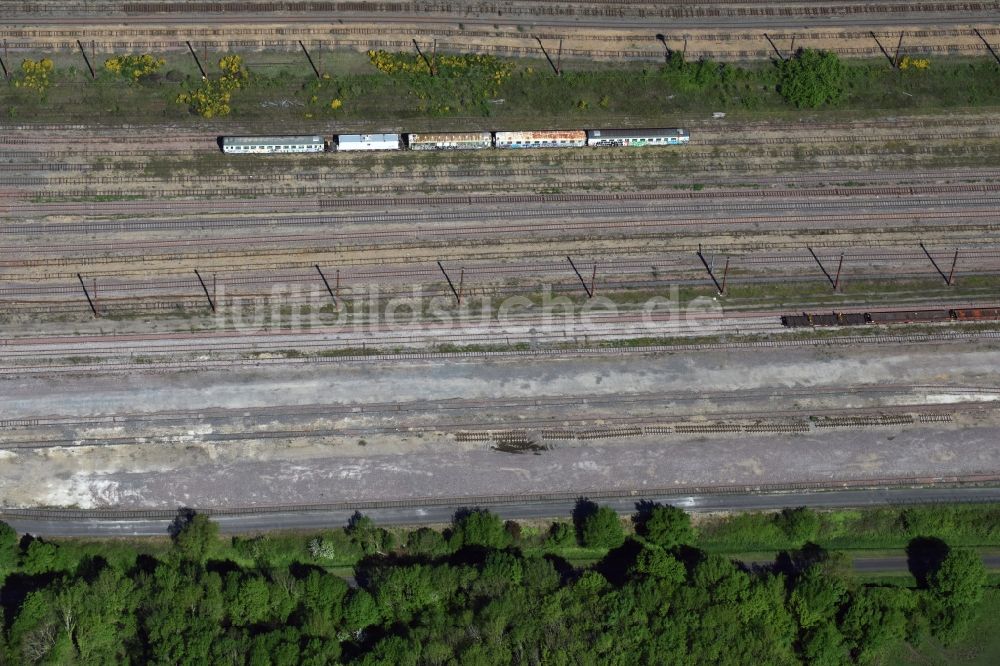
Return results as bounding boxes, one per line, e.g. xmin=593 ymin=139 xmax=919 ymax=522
xmin=696 ymin=504 xmax=1000 ymax=553
xmin=4 ymin=50 xmax=1000 ymax=127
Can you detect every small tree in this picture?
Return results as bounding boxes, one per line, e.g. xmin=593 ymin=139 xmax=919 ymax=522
xmin=449 ymin=509 xmax=511 ymax=550
xmin=775 ymin=507 xmax=821 ymax=543
xmin=545 ymin=521 xmax=576 ymax=548
xmin=172 ymin=513 xmax=219 ymax=562
xmin=346 ymin=513 xmax=394 ymax=556
xmin=635 ymin=504 xmax=694 ymax=549
xmin=0 ymin=520 xmax=18 ymax=573
xmin=580 ymin=506 xmax=625 ymax=549
xmin=929 ymin=548 xmax=987 ymax=609
xmin=778 ymin=49 xmax=845 ymax=108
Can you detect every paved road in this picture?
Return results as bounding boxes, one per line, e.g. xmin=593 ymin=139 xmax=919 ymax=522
xmin=3 ymin=486 xmax=999 ymax=537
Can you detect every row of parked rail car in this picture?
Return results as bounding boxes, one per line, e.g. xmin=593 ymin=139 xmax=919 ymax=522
xmin=781 ymin=308 xmax=1000 ymax=328
xmin=220 ymin=128 xmax=689 ymax=154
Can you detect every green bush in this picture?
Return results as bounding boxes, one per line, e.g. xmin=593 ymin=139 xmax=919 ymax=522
xmin=634 ymin=504 xmax=694 ymax=548
xmin=449 ymin=509 xmax=511 ymax=550
xmin=775 ymin=507 xmax=821 ymax=544
xmin=778 ymin=48 xmax=846 ymax=108
xmin=579 ymin=506 xmax=625 ymax=549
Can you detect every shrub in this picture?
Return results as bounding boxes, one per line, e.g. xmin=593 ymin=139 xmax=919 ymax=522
xmin=13 ymin=58 xmax=54 ymax=96
xmin=635 ymin=504 xmax=694 ymax=549
xmin=405 ymin=528 xmax=449 ymax=557
xmin=775 ymin=507 xmax=821 ymax=543
xmin=778 ymin=48 xmax=845 ymax=108
xmin=176 ymin=54 xmax=248 ymax=118
xmin=104 ymin=54 xmax=165 ymax=81
xmin=545 ymin=521 xmax=576 ymax=548
xmin=450 ymin=509 xmax=511 ymax=550
xmin=579 ymin=506 xmax=625 ymax=549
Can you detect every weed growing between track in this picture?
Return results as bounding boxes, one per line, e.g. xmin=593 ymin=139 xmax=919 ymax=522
xmin=4 ymin=50 xmax=1000 ymax=126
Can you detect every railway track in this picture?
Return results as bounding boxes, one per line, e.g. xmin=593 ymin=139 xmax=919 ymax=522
xmin=7 ymin=193 xmax=1000 ymax=242
xmin=0 ymin=398 xmax=989 ymax=450
xmin=4 ymin=134 xmax=1000 ymax=184
xmin=4 ymin=241 xmax=1000 ymax=295
xmin=2 ymin=327 xmax=999 ymax=377
xmin=6 ymin=213 xmax=1000 ymax=263
xmin=3 ymin=473 xmax=998 ymax=521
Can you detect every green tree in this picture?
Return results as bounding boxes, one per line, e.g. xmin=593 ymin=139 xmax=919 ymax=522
xmin=0 ymin=520 xmax=18 ymax=575
xmin=635 ymin=504 xmax=694 ymax=548
xmin=925 ymin=547 xmax=988 ymax=642
xmin=405 ymin=527 xmax=449 ymax=557
xmin=840 ymin=587 xmax=912 ymax=663
xmin=928 ymin=548 xmax=987 ymax=608
xmin=775 ymin=507 xmax=821 ymax=543
xmin=579 ymin=506 xmax=625 ymax=549
xmin=343 ymin=589 xmax=382 ymax=631
xmin=778 ymin=49 xmax=845 ymax=108
xmin=346 ymin=513 xmax=395 ymax=555
xmin=629 ymin=544 xmax=686 ymax=585
xmin=172 ymin=513 xmax=219 ymax=562
xmin=545 ymin=521 xmax=576 ymax=548
xmin=449 ymin=509 xmax=511 ymax=550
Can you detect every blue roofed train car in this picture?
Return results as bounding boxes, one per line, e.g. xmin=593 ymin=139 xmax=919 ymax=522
xmin=586 ymin=128 xmax=689 ymax=147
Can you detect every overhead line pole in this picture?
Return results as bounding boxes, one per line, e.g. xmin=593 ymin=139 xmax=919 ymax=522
xmin=315 ymin=264 xmax=337 ymax=308
xmin=946 ymin=249 xmax=959 ymax=286
xmin=77 ymin=40 xmax=96 ymax=79
xmin=194 ymin=269 xmax=216 ymax=312
xmin=893 ymin=32 xmax=905 ymax=68
xmin=566 ymin=256 xmax=593 ymax=298
xmin=973 ymin=28 xmax=1000 ymax=65
xmin=186 ymin=41 xmax=207 ymax=79
xmin=763 ymin=33 xmax=785 ymax=61
xmin=437 ymin=261 xmax=461 ymax=304
xmin=807 ymin=247 xmax=838 ymax=290
xmin=0 ymin=40 xmax=9 ymax=80
xmin=696 ymin=245 xmax=725 ymax=296
xmin=870 ymin=31 xmax=896 ymax=68
xmin=77 ymin=273 xmax=99 ymax=317
xmin=919 ymin=242 xmax=951 ymax=285
xmin=299 ymin=40 xmax=321 ymax=79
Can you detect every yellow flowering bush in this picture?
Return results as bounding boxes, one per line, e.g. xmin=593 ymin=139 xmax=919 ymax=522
xmin=898 ymin=56 xmax=930 ymax=70
xmin=176 ymin=54 xmax=248 ymax=118
xmin=104 ymin=54 xmax=165 ymax=81
xmin=366 ymin=50 xmax=514 ymax=115
xmin=13 ymin=58 xmax=54 ymax=95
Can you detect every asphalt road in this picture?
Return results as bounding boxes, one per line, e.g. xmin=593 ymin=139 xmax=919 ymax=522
xmin=3 ymin=486 xmax=999 ymax=537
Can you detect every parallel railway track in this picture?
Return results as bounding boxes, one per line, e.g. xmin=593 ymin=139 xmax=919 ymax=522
xmin=2 ymin=328 xmax=1000 ymax=377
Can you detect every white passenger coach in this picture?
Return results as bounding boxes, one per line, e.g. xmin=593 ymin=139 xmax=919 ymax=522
xmin=335 ymin=133 xmax=401 ymax=151
xmin=221 ymin=136 xmax=326 ymax=154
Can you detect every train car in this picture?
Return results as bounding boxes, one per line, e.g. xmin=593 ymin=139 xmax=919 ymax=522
xmin=221 ymin=135 xmax=325 ymax=154
xmin=780 ymin=314 xmax=811 ymax=328
xmin=407 ymin=131 xmax=492 ymax=151
xmin=586 ymin=128 xmax=689 ymax=147
xmin=335 ymin=133 xmax=401 ymax=151
xmin=494 ymin=130 xmax=587 ymax=149
xmin=951 ymin=307 xmax=1000 ymax=321
xmin=809 ymin=312 xmax=842 ymax=327
xmin=838 ymin=312 xmax=868 ymax=326
xmin=866 ymin=309 xmax=951 ymax=324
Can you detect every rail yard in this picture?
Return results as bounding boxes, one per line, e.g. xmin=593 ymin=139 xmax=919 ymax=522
xmin=2 ymin=1 xmax=1000 ymax=521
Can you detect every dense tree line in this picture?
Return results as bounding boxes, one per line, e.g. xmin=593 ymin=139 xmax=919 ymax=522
xmin=0 ymin=504 xmax=991 ymax=665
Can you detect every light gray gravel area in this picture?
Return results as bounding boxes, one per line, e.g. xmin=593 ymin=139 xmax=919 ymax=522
xmin=2 ymin=340 xmax=1000 ymax=508
xmin=5 ymin=426 xmax=997 ymax=509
